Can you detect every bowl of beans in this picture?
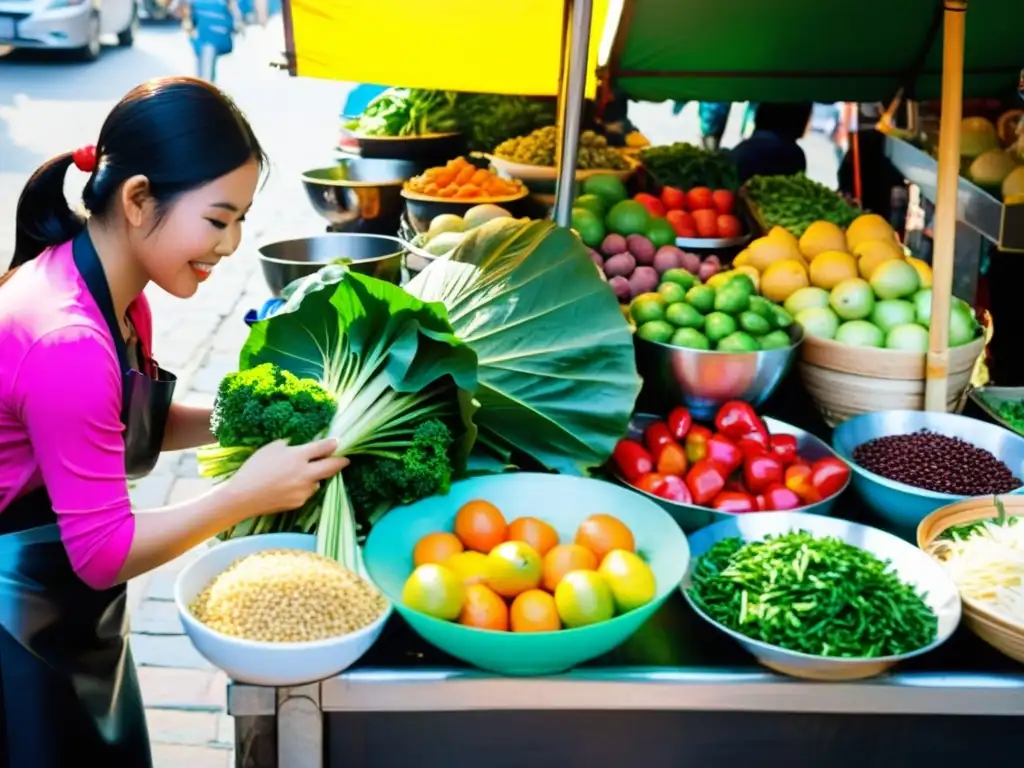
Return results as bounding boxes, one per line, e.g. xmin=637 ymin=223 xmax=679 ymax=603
xmin=175 ymin=533 xmax=392 ymax=686
xmin=832 ymin=410 xmax=1024 ymax=530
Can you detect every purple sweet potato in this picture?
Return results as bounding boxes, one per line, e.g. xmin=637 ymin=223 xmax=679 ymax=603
xmin=628 ymin=266 xmax=660 ymax=297
xmin=600 ymin=234 xmax=628 ymax=257
xmin=608 ymin=275 xmax=631 ymax=302
xmin=603 ymin=252 xmax=637 ymax=278
xmin=589 ymin=248 xmax=604 ymax=267
xmin=626 ymin=234 xmax=656 ymax=265
xmin=652 ymin=245 xmax=684 ymax=274
xmin=679 ymin=251 xmax=702 ymax=274
xmin=698 ymin=260 xmax=720 ymax=282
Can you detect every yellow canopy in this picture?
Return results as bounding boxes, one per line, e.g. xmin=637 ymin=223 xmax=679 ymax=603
xmin=285 ymin=0 xmax=613 ymax=97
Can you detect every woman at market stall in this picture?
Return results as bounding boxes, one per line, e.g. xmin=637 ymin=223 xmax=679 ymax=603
xmin=0 ymin=76 xmax=348 ymax=766
xmin=729 ymin=102 xmax=814 ymax=185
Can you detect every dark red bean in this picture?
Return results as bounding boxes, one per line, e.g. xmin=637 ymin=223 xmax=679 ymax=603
xmin=852 ymin=429 xmax=1020 ymax=496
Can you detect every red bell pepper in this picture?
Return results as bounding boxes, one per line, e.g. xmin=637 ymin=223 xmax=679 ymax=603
xmin=711 ymin=490 xmax=758 ymax=513
xmin=667 ymin=407 xmax=693 ymax=441
xmin=768 ymin=434 xmax=799 ymax=466
xmin=635 ymin=472 xmax=668 ymax=496
xmin=723 ymin=478 xmax=747 ymax=494
xmin=685 ymin=425 xmax=712 ymax=464
xmin=737 ymin=435 xmax=768 ymax=459
xmin=685 ymin=460 xmax=727 ymax=506
xmin=743 ymin=453 xmax=784 ymax=494
xmin=809 ymin=457 xmax=851 ymax=499
xmin=706 ymin=433 xmax=743 ymax=474
xmin=763 ymin=483 xmax=803 ymax=511
xmin=613 ymin=439 xmax=653 ymax=482
xmin=654 ymin=474 xmax=693 ymax=504
xmin=784 ymin=464 xmax=822 ymax=503
xmin=643 ymin=421 xmax=677 ymax=461
xmin=714 ymin=401 xmax=770 ymax=446
xmin=656 ymin=443 xmax=688 ymax=477
xmin=755 ymin=494 xmax=767 ymax=511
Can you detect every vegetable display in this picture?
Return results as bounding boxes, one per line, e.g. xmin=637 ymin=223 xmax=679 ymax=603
xmin=988 ymin=397 xmax=1024 ymax=435
xmin=613 ymin=403 xmax=850 ymax=512
xmin=190 ymin=549 xmax=388 ymax=643
xmin=402 ymin=500 xmax=655 ymax=631
xmin=494 ymin=126 xmax=628 ymax=170
xmin=639 ymin=142 xmax=739 ymax=192
xmin=349 ymin=88 xmax=459 ymax=137
xmin=744 ymin=173 xmax=861 ymax=236
xmin=404 ymin=156 xmax=524 ymax=200
xmin=688 ymin=530 xmax=939 ymax=657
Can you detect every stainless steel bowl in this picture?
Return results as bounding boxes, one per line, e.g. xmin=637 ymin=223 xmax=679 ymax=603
xmin=832 ymin=410 xmax=1024 ymax=532
xmin=612 ymin=413 xmax=849 ymax=531
xmin=682 ymin=511 xmax=962 ymax=681
xmin=301 ymin=157 xmax=414 ymax=232
xmin=635 ymin=325 xmax=804 ymax=420
xmin=257 ymin=233 xmax=404 ymax=297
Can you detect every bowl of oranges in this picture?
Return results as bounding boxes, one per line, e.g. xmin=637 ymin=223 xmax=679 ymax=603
xmin=363 ymin=472 xmax=690 ymax=675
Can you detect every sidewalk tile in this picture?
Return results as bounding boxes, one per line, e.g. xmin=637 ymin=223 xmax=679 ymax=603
xmin=133 ymin=599 xmax=185 ymax=636
xmin=138 ymin=667 xmax=227 ymax=710
xmin=151 ymin=743 xmax=231 ymax=768
xmin=132 ymin=634 xmax=213 ymax=670
xmin=147 ymin=709 xmax=220 ymax=746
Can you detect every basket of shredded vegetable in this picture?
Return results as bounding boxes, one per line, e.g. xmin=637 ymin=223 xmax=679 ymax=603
xmin=683 ymin=512 xmax=960 ymax=681
xmin=918 ymin=496 xmax=1024 ymax=663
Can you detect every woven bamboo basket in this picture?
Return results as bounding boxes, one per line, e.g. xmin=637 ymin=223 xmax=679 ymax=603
xmin=798 ymin=334 xmax=985 ymax=427
xmin=917 ymin=496 xmax=1024 ymax=664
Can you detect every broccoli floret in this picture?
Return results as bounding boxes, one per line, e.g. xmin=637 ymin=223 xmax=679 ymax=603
xmin=210 ymin=362 xmax=337 ymax=448
xmin=345 ymin=418 xmax=455 ymax=519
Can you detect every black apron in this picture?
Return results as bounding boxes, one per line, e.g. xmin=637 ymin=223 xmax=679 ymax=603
xmin=0 ymin=232 xmax=177 ymax=767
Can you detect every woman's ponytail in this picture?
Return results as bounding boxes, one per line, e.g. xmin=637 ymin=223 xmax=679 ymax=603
xmin=10 ymin=153 xmax=86 ymax=270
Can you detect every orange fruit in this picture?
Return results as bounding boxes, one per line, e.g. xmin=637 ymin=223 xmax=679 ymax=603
xmin=413 ymin=531 xmax=464 ymax=567
xmin=454 ymin=499 xmax=508 ymax=553
xmin=510 ymin=589 xmax=561 ymax=633
xmin=486 ymin=541 xmax=542 ymax=598
xmin=458 ymin=584 xmax=509 ymax=631
xmin=575 ymin=514 xmax=635 ymax=563
xmin=541 ymin=543 xmax=598 ymax=593
xmin=443 ymin=551 xmax=491 ymax=586
xmin=507 ymin=517 xmax=559 ymax=557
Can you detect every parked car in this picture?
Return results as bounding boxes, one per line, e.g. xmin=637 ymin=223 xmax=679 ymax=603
xmin=0 ymin=0 xmax=138 ymax=61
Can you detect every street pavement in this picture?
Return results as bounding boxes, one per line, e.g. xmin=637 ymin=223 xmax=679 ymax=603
xmin=1 ymin=24 xmax=840 ymax=766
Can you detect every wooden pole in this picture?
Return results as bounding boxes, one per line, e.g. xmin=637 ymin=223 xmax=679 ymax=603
xmin=924 ymin=0 xmax=967 ymax=412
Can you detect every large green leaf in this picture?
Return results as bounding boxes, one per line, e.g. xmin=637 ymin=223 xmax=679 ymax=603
xmin=406 ymin=219 xmax=641 ymax=474
xmin=240 ymin=267 xmax=478 ymax=397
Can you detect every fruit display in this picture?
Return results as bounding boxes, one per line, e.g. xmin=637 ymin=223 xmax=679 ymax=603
xmin=404 ymin=156 xmax=525 ymax=199
xmin=494 ymin=125 xmax=629 ymax=170
xmin=688 ymin=530 xmax=938 ymax=657
xmin=189 ymin=549 xmax=389 ymax=643
xmin=406 ymin=203 xmax=516 ymax=257
xmin=591 ymin=234 xmax=718 ymax=302
xmin=759 ymin=213 xmax=981 ymax=351
xmin=401 ymin=499 xmax=656 ymax=631
xmin=612 ymin=403 xmax=851 ymax=513
xmin=954 ymin=113 xmax=1024 ymax=193
xmin=744 ymin=173 xmax=862 ymax=236
xmin=638 ymin=142 xmax=739 ymax=192
xmin=629 ymin=268 xmax=795 ymax=352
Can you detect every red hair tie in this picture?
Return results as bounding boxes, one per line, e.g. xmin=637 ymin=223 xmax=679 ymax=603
xmin=72 ymin=145 xmax=97 ymax=173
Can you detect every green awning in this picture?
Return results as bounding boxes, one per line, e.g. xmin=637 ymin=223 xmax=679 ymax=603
xmin=610 ymin=0 xmax=1021 ymax=103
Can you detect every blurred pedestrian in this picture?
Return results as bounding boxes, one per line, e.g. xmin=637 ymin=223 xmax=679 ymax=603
xmin=729 ymin=102 xmax=813 ymax=184
xmin=180 ymin=0 xmax=242 ymax=84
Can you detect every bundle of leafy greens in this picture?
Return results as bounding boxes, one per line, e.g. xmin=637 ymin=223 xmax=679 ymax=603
xmin=197 ymin=267 xmax=478 ymax=572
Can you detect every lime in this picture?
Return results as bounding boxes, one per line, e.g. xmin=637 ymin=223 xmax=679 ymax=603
xmin=646 ymin=217 xmax=677 ymax=249
xmin=835 ymin=320 xmax=885 ymax=348
xmin=658 ymin=281 xmax=688 ymax=304
xmin=685 ymin=284 xmax=716 ymax=314
xmin=571 ymin=207 xmax=606 ymax=248
xmin=670 ymin=327 xmax=711 ymax=350
xmin=662 ymin=268 xmax=699 ymax=291
xmin=784 ymin=286 xmax=831 ymax=317
xmin=716 ymin=331 xmax=760 ymax=352
xmin=554 ymin=570 xmax=615 ymax=628
xmin=770 ymin=305 xmax=794 ymax=328
xmin=870 ymin=299 xmax=916 ymax=333
xmin=606 ymin=200 xmax=651 ymax=236
xmin=795 ymin=307 xmax=841 ymax=339
xmin=630 ymin=294 xmax=666 ymax=325
xmin=574 ymin=194 xmax=607 ymax=217
xmin=949 ymin=299 xmax=979 ymax=347
xmin=402 ymin=564 xmax=465 ymax=621
xmin=759 ymin=329 xmax=792 ymax=350
xmin=869 ymin=258 xmax=920 ymax=300
xmin=704 ymin=311 xmax=738 ymax=343
xmin=714 ymin=284 xmax=750 ymax=315
xmin=748 ymin=296 xmax=777 ymax=324
xmin=912 ymin=288 xmax=932 ymax=327
xmin=665 ymin=302 xmax=705 ymax=329
xmin=829 ymin=278 xmax=875 ymax=321
xmin=726 ymin=273 xmax=756 ymax=295
xmin=636 ymin=320 xmax=674 ymax=343
xmin=738 ymin=311 xmax=771 ymax=336
xmin=582 ymin=174 xmax=628 ymax=206
xmin=885 ymin=323 xmax=930 ymax=352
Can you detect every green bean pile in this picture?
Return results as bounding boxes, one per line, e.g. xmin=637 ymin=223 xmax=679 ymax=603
xmin=639 ymin=142 xmax=739 ymax=192
xmin=744 ymin=174 xmax=862 ymax=236
xmin=688 ymin=531 xmax=938 ymax=658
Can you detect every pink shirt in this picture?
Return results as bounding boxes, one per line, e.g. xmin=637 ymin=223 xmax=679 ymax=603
xmin=0 ymin=241 xmax=154 ymax=590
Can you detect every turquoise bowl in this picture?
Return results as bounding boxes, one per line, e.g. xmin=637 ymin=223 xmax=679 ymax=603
xmin=363 ymin=473 xmax=690 ymax=676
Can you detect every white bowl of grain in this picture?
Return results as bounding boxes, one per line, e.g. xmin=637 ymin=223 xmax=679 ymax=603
xmin=174 ymin=533 xmax=392 ymax=686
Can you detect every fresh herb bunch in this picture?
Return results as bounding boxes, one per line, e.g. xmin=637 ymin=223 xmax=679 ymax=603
xmin=992 ymin=398 xmax=1024 ymax=437
xmin=688 ymin=530 xmax=938 ymax=658
xmin=639 ymin=142 xmax=739 ymax=192
xmin=744 ymin=173 xmax=861 ymax=236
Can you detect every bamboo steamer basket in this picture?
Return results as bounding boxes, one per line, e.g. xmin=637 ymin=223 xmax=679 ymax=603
xmin=917 ymin=496 xmax=1024 ymax=664
xmin=798 ymin=334 xmax=985 ymax=427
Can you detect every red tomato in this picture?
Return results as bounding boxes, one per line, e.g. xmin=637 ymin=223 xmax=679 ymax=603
xmin=677 ymin=228 xmax=697 ymax=238
xmin=660 ymin=186 xmax=686 ymax=211
xmin=685 ymin=187 xmax=714 ymax=211
xmin=692 ymin=209 xmax=719 ymax=238
xmin=717 ymin=215 xmax=742 ymax=239
xmin=711 ymin=189 xmax=735 ymax=215
xmin=634 ymin=193 xmax=666 ymax=217
xmin=665 ymin=209 xmax=696 ymax=237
